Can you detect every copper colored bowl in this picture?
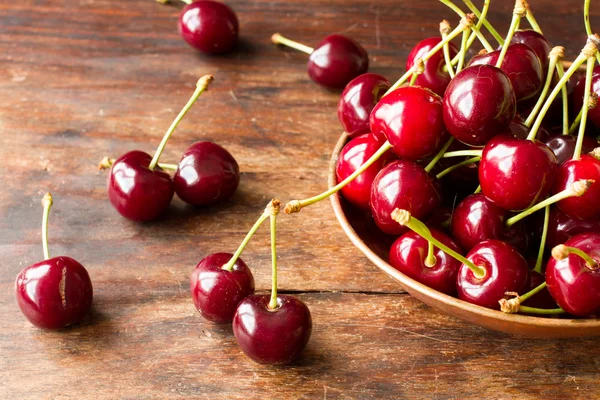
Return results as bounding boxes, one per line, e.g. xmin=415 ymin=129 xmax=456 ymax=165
xmin=329 ymin=133 xmax=600 ymax=338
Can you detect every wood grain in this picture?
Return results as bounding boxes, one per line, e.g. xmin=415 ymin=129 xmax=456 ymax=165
xmin=1 ymin=0 xmax=599 ymax=398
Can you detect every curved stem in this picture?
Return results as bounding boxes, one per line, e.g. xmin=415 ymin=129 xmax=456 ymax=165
xmin=574 ymin=56 xmax=597 ymax=160
xmin=569 ymin=107 xmax=584 ymax=135
xmin=552 ymin=244 xmax=598 ymax=269
xmin=556 ymin=61 xmax=570 ymax=135
xmin=439 ymin=1 xmax=493 ymax=51
xmin=268 ymin=202 xmax=280 ymax=310
xmin=441 ymin=149 xmax=482 ymax=158
xmin=448 ymin=0 xmax=492 ymax=67
xmin=584 ymin=0 xmax=600 ymax=64
xmin=149 ymin=75 xmax=214 ymax=170
xmin=518 ymin=306 xmax=565 ymax=315
xmin=521 ymin=281 xmax=548 ymax=303
xmin=456 ymin=29 xmax=470 ymax=73
xmin=435 ymin=156 xmax=480 ymax=179
xmin=495 ymin=1 xmax=525 ymax=68
xmin=440 ymin=20 xmax=455 ymax=78
xmin=533 ymin=205 xmax=550 ymax=273
xmin=462 ymin=0 xmax=504 ymax=45
xmin=41 ymin=193 xmax=53 ymax=260
xmin=271 ymin=33 xmax=314 ymax=55
xmin=524 ymin=51 xmax=560 ymax=127
xmin=424 ymin=137 xmax=454 ymax=173
xmin=524 ymin=2 xmax=543 ymax=34
xmin=425 ymin=241 xmax=437 ymax=268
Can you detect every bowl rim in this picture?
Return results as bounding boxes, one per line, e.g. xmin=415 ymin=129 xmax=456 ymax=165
xmin=328 ymin=132 xmax=600 ymax=331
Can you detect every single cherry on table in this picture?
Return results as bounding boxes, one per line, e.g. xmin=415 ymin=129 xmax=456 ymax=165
xmin=178 ymin=0 xmax=239 ymax=54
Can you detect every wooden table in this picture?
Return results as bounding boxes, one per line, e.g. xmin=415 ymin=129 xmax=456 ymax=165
xmin=1 ymin=0 xmax=599 ymax=398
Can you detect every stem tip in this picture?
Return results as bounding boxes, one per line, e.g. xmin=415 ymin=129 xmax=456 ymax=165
xmin=551 ymin=244 xmax=570 ymax=260
xmin=197 ymin=75 xmax=214 ymax=90
xmin=98 ymin=156 xmax=114 ymax=170
xmin=284 ymin=200 xmax=302 ymax=214
xmin=267 ymin=198 xmax=281 ymax=215
xmin=391 ymin=208 xmax=411 ymax=226
xmin=570 ymin=179 xmax=594 ymax=196
xmin=42 ymin=193 xmax=53 ymax=208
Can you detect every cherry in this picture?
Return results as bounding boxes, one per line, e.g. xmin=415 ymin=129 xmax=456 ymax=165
xmin=370 ymin=86 xmax=446 ymax=160
xmin=389 ymin=228 xmax=462 ymax=295
xmin=178 ymin=0 xmax=239 ymax=54
xmin=174 ymin=141 xmax=239 ymax=206
xmin=336 ymin=134 xmax=394 ymax=210
xmin=468 ymin=43 xmax=543 ymax=103
xmin=337 ymin=73 xmax=391 ymax=137
xmin=425 ymin=206 xmax=453 ymax=233
xmin=552 ymin=155 xmax=600 ymax=220
xmin=15 ymin=194 xmax=93 ymax=329
xmin=479 ymin=135 xmax=557 ymax=211
xmin=544 ymin=135 xmax=598 ymax=165
xmin=272 ymin=33 xmax=368 ymax=89
xmin=456 ymin=240 xmax=530 ymax=310
xmin=443 ymin=64 xmax=516 ymax=146
xmin=405 ymin=37 xmax=459 ymax=97
xmin=510 ymin=29 xmax=551 ymax=72
xmin=547 ymin=207 xmax=600 ymax=248
xmin=546 ymin=233 xmax=600 ymax=316
xmin=190 ymin=253 xmax=254 ymax=323
xmin=573 ymin=65 xmax=600 ymax=128
xmin=370 ymin=160 xmax=441 ymax=235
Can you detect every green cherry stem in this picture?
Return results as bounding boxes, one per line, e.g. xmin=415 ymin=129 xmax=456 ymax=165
xmin=391 ymin=209 xmax=487 ymax=278
xmin=505 ymin=179 xmax=594 ymax=227
xmin=517 ymin=306 xmax=565 ymax=315
xmin=267 ymin=200 xmax=281 ymax=310
xmin=573 ymin=56 xmax=598 ymax=160
xmin=523 ymin=1 xmax=543 ymax=34
xmin=271 ymin=33 xmax=314 ymax=55
xmin=584 ymin=0 xmax=600 ymax=64
xmin=533 ymin=205 xmax=550 ymax=273
xmin=447 ymin=0 xmax=493 ymax=67
xmin=556 ymin=60 xmax=570 ymax=135
xmin=435 ymin=156 xmax=480 ymax=179
xmin=148 ymin=75 xmax=214 ymax=171
xmin=495 ymin=0 xmax=526 ymax=68
xmin=440 ymin=20 xmax=455 ymax=78
xmin=552 ymin=243 xmax=598 ymax=270
xmin=569 ymin=93 xmax=599 ymax=135
xmin=499 ymin=282 xmax=564 ymax=314
xmin=424 ymin=137 xmax=455 ymax=173
xmin=438 ymin=1 xmax=493 ymax=52
xmin=456 ymin=28 xmax=470 ymax=73
xmin=41 ymin=193 xmax=53 ymax=260
xmin=524 ymin=46 xmax=563 ymax=127
xmin=425 ymin=241 xmax=437 ymax=268
xmin=461 ymin=0 xmax=504 ymax=45
xmin=441 ymin=149 xmax=482 ymax=158
xmin=409 ymin=59 xmax=425 ymax=86
xmin=98 ymin=157 xmax=178 ymax=172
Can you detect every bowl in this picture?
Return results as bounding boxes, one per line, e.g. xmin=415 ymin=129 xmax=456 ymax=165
xmin=329 ymin=132 xmax=600 ymax=338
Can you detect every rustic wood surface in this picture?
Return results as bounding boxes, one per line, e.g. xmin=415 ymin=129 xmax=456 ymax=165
xmin=1 ymin=0 xmax=599 ymax=398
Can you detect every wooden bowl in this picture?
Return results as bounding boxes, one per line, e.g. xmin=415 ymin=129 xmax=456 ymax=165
xmin=329 ymin=133 xmax=600 ymax=338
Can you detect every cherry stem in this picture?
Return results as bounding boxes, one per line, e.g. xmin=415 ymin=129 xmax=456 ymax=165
xmin=499 ymin=282 xmax=555 ymax=314
xmin=456 ymin=29 xmax=470 ymax=73
xmin=221 ymin=200 xmax=277 ymax=272
xmin=440 ymin=149 xmax=482 ymax=158
xmin=268 ymin=201 xmax=281 ymax=310
xmin=495 ymin=0 xmax=526 ymax=68
xmin=524 ymin=47 xmax=562 ymax=127
xmin=98 ymin=157 xmax=177 ymax=172
xmin=533 ymin=205 xmax=550 ymax=273
xmin=505 ymin=179 xmax=594 ymax=227
xmin=517 ymin=306 xmax=564 ymax=315
xmin=447 ymin=0 xmax=492 ymax=68
xmin=424 ymin=137 xmax=454 ymax=173
xmin=435 ymin=156 xmax=480 ymax=179
xmin=41 ymin=193 xmax=53 ymax=260
xmin=523 ymin=1 xmax=543 ymax=34
xmin=573 ymin=56 xmax=598 ymax=160
xmin=425 ymin=241 xmax=437 ymax=268
xmin=391 ymin=209 xmax=486 ymax=278
xmin=439 ymin=1 xmax=494 ymax=52
xmin=461 ymin=0 xmax=504 ymax=45
xmin=552 ymin=244 xmax=598 ymax=270
xmin=271 ymin=33 xmax=314 ymax=55
xmin=584 ymin=0 xmax=600 ymax=64
xmin=440 ymin=20 xmax=456 ymax=78
xmin=556 ymin=61 xmax=570 ymax=135
xmin=284 ymin=141 xmax=393 ymax=214
xmin=409 ymin=59 xmax=424 ymax=86
xmin=569 ymin=93 xmax=599 ymax=135
xmin=148 ymin=75 xmax=214 ymax=171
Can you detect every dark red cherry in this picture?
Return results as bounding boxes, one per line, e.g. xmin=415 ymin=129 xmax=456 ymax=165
xmin=443 ymin=65 xmax=516 ymax=146
xmin=178 ymin=0 xmax=239 ymax=54
xmin=508 ymin=117 xmax=550 ymax=142
xmin=479 ymin=135 xmax=557 ymax=211
xmin=510 ymin=30 xmax=551 ymax=72
xmin=370 ymin=160 xmax=441 ymax=235
xmin=572 ymin=65 xmax=600 ymax=128
xmin=370 ymin=86 xmax=446 ymax=160
xmin=457 ymin=240 xmax=530 ymax=310
xmin=468 ymin=44 xmax=543 ymax=103
xmin=544 ymin=135 xmax=598 ymax=165
xmin=308 ymin=34 xmax=369 ymax=89
xmin=389 ymin=228 xmax=462 ymax=295
xmin=107 ymin=150 xmax=174 ymax=222
xmin=337 ymin=73 xmax=391 ymax=138
xmin=174 ymin=142 xmax=239 ymax=206
xmin=546 ymin=208 xmax=600 ymax=249
xmin=522 ymin=270 xmax=557 ymax=309
xmin=190 ymin=253 xmax=254 ymax=323
xmin=15 ymin=256 xmax=93 ymax=330
xmin=232 ymin=294 xmax=312 ymax=365
xmin=546 ymin=233 xmax=600 ymax=316
xmin=336 ymin=134 xmax=395 ymax=210
xmin=451 ymin=194 xmax=506 ymax=252
xmin=425 ymin=206 xmax=453 ymax=233
xmin=405 ymin=37 xmax=459 ymax=97
xmin=552 ymin=155 xmax=600 ymax=220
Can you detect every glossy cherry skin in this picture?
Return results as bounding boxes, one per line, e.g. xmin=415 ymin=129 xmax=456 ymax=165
xmin=307 ymin=34 xmax=369 ymax=89
xmin=457 ymin=240 xmax=530 ymax=310
xmin=337 ymin=73 xmax=391 ymax=137
xmin=479 ymin=135 xmax=557 ymax=211
xmin=178 ymin=0 xmax=239 ymax=54
xmin=370 ymin=86 xmax=446 ymax=160
xmin=546 ymin=233 xmax=600 ymax=316
xmin=545 ymin=135 xmax=598 ymax=166
xmin=173 ymin=142 xmax=239 ymax=206
xmin=107 ymin=150 xmax=174 ymax=222
xmin=573 ymin=65 xmax=600 ymax=128
xmin=552 ymin=155 xmax=600 ymax=220
xmin=469 ymin=44 xmax=543 ymax=103
xmin=405 ymin=37 xmax=459 ymax=97
xmin=232 ymin=294 xmax=312 ymax=365
xmin=443 ymin=65 xmax=516 ymax=146
xmin=389 ymin=228 xmax=462 ymax=295
xmin=511 ymin=30 xmax=551 ymax=72
xmin=522 ymin=270 xmax=557 ymax=309
xmin=15 ymin=256 xmax=93 ymax=330
xmin=190 ymin=253 xmax=254 ymax=324
xmin=547 ymin=208 xmax=600 ymax=248
xmin=336 ymin=134 xmax=395 ymax=210
xmin=370 ymin=160 xmax=441 ymax=235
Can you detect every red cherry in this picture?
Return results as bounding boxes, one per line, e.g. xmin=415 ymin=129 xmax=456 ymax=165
xmin=336 ymin=134 xmax=395 ymax=210
xmin=457 ymin=240 xmax=530 ymax=310
xmin=443 ymin=65 xmax=516 ymax=146
xmin=370 ymin=160 xmax=441 ymax=235
xmin=573 ymin=65 xmax=600 ymax=128
xmin=546 ymin=233 xmax=600 ymax=316
xmin=389 ymin=228 xmax=462 ymax=295
xmin=232 ymin=294 xmax=312 ymax=365
xmin=107 ymin=150 xmax=174 ymax=222
xmin=510 ymin=30 xmax=552 ymax=72
xmin=178 ymin=0 xmax=239 ymax=54
xmin=552 ymin=155 xmax=600 ymax=220
xmin=544 ymin=135 xmax=598 ymax=165
xmin=174 ymin=142 xmax=240 ymax=206
xmin=370 ymin=86 xmax=446 ymax=160
xmin=547 ymin=207 xmax=600 ymax=248
xmin=337 ymin=73 xmax=391 ymax=137
xmin=15 ymin=256 xmax=93 ymax=330
xmin=190 ymin=253 xmax=254 ymax=323
xmin=405 ymin=37 xmax=459 ymax=97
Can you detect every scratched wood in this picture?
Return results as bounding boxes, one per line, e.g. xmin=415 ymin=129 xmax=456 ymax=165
xmin=1 ymin=0 xmax=599 ymax=398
